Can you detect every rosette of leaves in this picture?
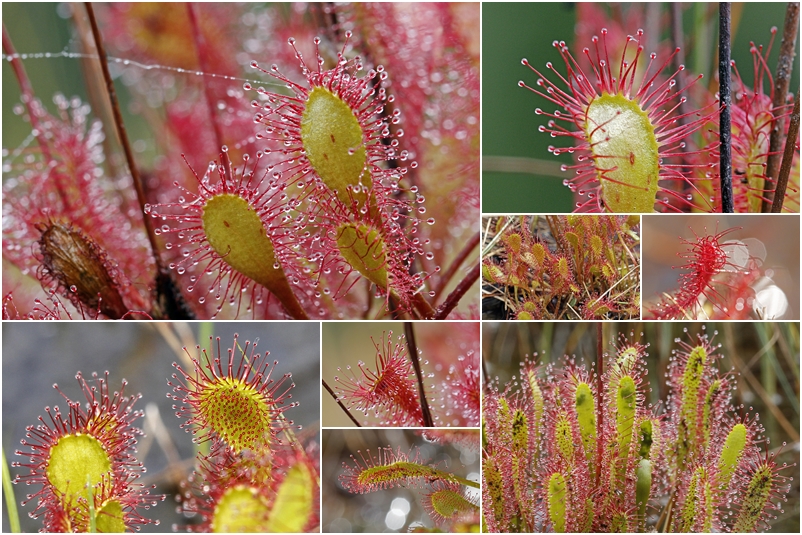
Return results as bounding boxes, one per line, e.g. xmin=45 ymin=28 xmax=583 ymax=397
xmin=482 ymin=215 xmax=640 ymax=320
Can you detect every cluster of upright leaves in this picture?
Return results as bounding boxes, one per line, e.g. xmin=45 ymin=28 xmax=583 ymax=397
xmin=522 ymin=4 xmax=799 ymax=213
xmin=2 ymin=3 xmax=480 ymax=320
xmin=332 ymin=328 xmax=480 ymax=427
xmin=339 ymin=431 xmax=480 ymax=532
xmin=482 ymin=215 xmax=640 ymax=320
xmin=168 ymin=336 xmax=319 ymax=532
xmin=13 ymin=372 xmax=162 ymax=531
xmin=482 ymin=330 xmax=792 ymax=532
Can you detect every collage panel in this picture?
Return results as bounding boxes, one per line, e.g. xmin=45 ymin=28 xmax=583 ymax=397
xmin=1 ymin=1 xmax=801 ymax=535
xmin=1 ymin=2 xmax=480 ymax=321
xmin=642 ymin=214 xmax=800 ymax=320
xmin=2 ymin=322 xmax=320 ymax=532
xmin=482 ymin=321 xmax=799 ymax=533
xmin=321 ymin=322 xmax=480 ymax=428
xmin=321 ymin=428 xmax=480 ymax=533
xmin=483 ymin=2 xmax=799 ymax=215
xmin=482 ymin=215 xmax=641 ymax=320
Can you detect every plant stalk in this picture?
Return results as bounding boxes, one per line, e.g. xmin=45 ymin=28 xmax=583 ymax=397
xmin=719 ymin=2 xmax=734 ymax=213
xmin=404 ymin=322 xmax=435 ymax=427
xmin=186 ymin=3 xmax=225 ymax=151
xmin=84 ymin=3 xmax=162 ymax=269
xmin=2 ymin=23 xmax=73 ymax=211
xmin=771 ymin=92 xmax=800 ymax=213
xmin=2 ymin=448 xmax=20 ymax=533
xmin=434 ymin=263 xmax=479 ymax=320
xmin=433 ymin=232 xmax=480 ymax=300
xmin=411 ymin=291 xmax=436 ymax=319
xmin=322 ymin=379 xmax=362 ymax=427
xmin=763 ymin=2 xmax=800 ymax=211
xmin=595 ymin=322 xmax=604 ymax=488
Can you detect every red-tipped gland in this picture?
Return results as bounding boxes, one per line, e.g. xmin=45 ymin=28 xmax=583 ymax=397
xmin=13 ymin=372 xmax=161 ymax=532
xmin=646 ymin=226 xmax=756 ymax=319
xmin=334 ymin=331 xmax=424 ymax=426
xmin=168 ymin=335 xmax=297 ymax=453
xmin=521 ymin=30 xmax=719 ymax=212
xmin=149 ymin=152 xmax=311 ymax=319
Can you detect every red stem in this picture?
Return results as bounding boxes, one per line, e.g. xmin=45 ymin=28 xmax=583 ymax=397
xmin=85 ymin=3 xmax=163 ymax=270
xmin=771 ymin=93 xmax=800 ymax=213
xmin=763 ymin=2 xmax=800 ymax=211
xmin=186 ymin=3 xmax=225 ymax=151
xmin=595 ymin=322 xmax=604 ymax=488
xmin=434 ymin=263 xmax=479 ymax=320
xmin=432 ymin=232 xmax=480 ymax=300
xmin=411 ymin=291 xmax=436 ymax=319
xmin=2 ymin=23 xmax=73 ymax=211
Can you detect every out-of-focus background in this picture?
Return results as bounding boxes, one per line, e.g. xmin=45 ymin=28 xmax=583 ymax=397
xmin=2 ymin=322 xmax=320 ymax=533
xmin=483 ymin=321 xmax=800 ymax=533
xmin=482 ymin=2 xmax=800 ymax=213
xmin=642 ymin=214 xmax=800 ymax=319
xmin=321 ymin=428 xmax=480 ymax=533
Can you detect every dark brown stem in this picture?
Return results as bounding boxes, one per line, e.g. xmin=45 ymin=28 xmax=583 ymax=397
xmin=85 ymin=3 xmax=162 ymax=269
xmin=434 ymin=263 xmax=479 ymax=320
xmin=719 ymin=2 xmax=734 ymax=213
xmin=322 ymin=379 xmax=361 ymax=427
xmin=187 ymin=3 xmax=225 ymax=151
xmin=432 ymin=232 xmax=480 ymax=299
xmin=404 ymin=322 xmax=434 ymax=427
xmin=71 ymin=12 xmax=135 ymax=218
xmin=763 ymin=2 xmax=800 ymax=211
xmin=771 ymin=93 xmax=800 ymax=213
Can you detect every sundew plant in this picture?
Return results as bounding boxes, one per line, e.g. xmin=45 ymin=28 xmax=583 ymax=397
xmin=322 ymin=322 xmax=480 ymax=427
xmin=2 ymin=322 xmax=321 ymax=533
xmin=482 ymin=322 xmax=799 ymax=533
xmin=642 ymin=214 xmax=799 ymax=321
xmin=323 ymin=428 xmax=481 ymax=533
xmin=481 ymin=215 xmax=640 ymax=320
xmin=485 ymin=3 xmax=800 ymax=213
xmin=2 ymin=3 xmax=479 ymax=320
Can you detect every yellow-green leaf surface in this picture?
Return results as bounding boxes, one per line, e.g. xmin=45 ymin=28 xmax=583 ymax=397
xmin=585 ymin=93 xmax=659 ymax=212
xmin=47 ymin=434 xmax=112 ymax=510
xmin=548 ymin=472 xmax=567 ymax=533
xmin=336 ymin=223 xmax=388 ymax=289
xmin=197 ymin=376 xmax=273 ymax=453
xmin=202 ymin=193 xmax=307 ymax=319
xmin=301 ymin=87 xmax=369 ymax=205
xmin=265 ymin=462 xmax=316 ymax=532
xmin=211 ymin=485 xmax=270 ymax=532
